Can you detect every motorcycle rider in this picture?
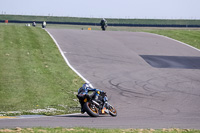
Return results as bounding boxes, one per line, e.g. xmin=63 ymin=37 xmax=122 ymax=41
xmin=42 ymin=21 xmax=46 ymax=28
xmin=77 ymin=83 xmax=108 ymax=114
xmin=32 ymin=21 xmax=36 ymax=27
xmin=100 ymin=18 xmax=107 ymax=31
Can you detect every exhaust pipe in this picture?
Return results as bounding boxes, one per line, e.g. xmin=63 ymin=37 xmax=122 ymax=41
xmin=92 ymin=100 xmax=100 ymax=106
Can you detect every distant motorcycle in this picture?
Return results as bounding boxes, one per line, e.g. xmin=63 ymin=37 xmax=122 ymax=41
xmin=77 ymin=89 xmax=117 ymax=117
xmin=101 ymin=25 xmax=107 ymax=31
xmin=100 ymin=18 xmax=107 ymax=31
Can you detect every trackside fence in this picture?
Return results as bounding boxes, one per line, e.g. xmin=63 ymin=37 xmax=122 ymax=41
xmin=1 ymin=20 xmax=200 ymax=28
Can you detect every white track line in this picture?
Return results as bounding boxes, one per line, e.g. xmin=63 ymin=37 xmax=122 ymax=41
xmin=45 ymin=29 xmax=93 ymax=88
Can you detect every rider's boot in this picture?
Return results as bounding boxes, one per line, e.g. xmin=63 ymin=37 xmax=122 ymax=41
xmin=81 ymin=104 xmax=85 ymax=114
xmin=81 ymin=108 xmax=85 ymax=114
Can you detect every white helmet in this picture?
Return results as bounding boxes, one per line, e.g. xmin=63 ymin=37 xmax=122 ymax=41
xmin=82 ymin=83 xmax=90 ymax=89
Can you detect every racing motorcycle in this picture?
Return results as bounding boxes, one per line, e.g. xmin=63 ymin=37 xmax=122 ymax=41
xmin=101 ymin=25 xmax=107 ymax=31
xmin=77 ymin=89 xmax=117 ymax=117
xmin=100 ymin=18 xmax=107 ymax=31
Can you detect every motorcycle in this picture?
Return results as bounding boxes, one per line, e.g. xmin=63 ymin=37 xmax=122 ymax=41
xmin=77 ymin=89 xmax=117 ymax=117
xmin=100 ymin=18 xmax=107 ymax=31
xmin=101 ymin=24 xmax=107 ymax=31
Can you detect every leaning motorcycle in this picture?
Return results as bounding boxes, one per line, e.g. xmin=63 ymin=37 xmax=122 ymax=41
xmin=77 ymin=90 xmax=117 ymax=117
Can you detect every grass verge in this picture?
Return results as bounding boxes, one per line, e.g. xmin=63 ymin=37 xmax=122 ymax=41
xmin=0 ymin=127 xmax=200 ymax=133
xmin=144 ymin=29 xmax=200 ymax=49
xmin=0 ymin=25 xmax=83 ymax=116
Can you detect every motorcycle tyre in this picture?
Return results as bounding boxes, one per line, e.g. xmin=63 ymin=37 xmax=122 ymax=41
xmin=101 ymin=26 xmax=106 ymax=31
xmin=84 ymin=102 xmax=99 ymax=117
xmin=109 ymin=105 xmax=117 ymax=117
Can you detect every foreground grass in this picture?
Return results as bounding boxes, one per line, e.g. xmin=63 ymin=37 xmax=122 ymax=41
xmin=0 ymin=25 xmax=83 ymax=116
xmin=0 ymin=127 xmax=200 ymax=133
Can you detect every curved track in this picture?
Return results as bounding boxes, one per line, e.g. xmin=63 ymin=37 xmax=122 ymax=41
xmin=1 ymin=29 xmax=200 ymax=129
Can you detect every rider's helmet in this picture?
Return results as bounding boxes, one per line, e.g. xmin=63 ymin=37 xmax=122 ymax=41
xmin=82 ymin=83 xmax=90 ymax=89
xmin=78 ymin=83 xmax=90 ymax=94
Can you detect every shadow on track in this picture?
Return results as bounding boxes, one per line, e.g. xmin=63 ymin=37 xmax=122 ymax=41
xmin=141 ymin=55 xmax=200 ymax=69
xmin=55 ymin=114 xmax=111 ymax=118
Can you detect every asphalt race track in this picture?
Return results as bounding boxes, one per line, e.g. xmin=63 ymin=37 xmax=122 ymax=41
xmin=1 ymin=29 xmax=200 ymax=129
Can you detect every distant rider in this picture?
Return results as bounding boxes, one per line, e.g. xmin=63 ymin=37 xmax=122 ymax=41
xmin=42 ymin=21 xmax=46 ymax=28
xmin=32 ymin=21 xmax=36 ymax=27
xmin=77 ymin=83 xmax=108 ymax=114
xmin=100 ymin=18 xmax=107 ymax=31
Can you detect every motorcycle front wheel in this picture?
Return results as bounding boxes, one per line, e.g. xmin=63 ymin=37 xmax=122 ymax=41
xmin=84 ymin=102 xmax=99 ymax=117
xmin=109 ymin=105 xmax=117 ymax=117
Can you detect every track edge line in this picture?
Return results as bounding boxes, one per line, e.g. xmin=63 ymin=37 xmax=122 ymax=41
xmin=45 ymin=29 xmax=93 ymax=88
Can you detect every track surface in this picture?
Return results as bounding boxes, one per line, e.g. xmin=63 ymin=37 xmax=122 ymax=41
xmin=1 ymin=29 xmax=200 ymax=129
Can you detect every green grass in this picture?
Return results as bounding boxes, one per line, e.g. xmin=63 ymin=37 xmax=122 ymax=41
xmin=0 ymin=127 xmax=200 ymax=133
xmin=0 ymin=25 xmax=84 ymax=116
xmin=145 ymin=29 xmax=200 ymax=49
xmin=1 ymin=14 xmax=200 ymax=25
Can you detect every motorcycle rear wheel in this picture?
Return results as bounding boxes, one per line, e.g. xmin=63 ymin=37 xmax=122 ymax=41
xmin=84 ymin=102 xmax=99 ymax=117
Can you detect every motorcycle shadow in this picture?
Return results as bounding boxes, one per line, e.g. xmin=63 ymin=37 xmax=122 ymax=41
xmin=55 ymin=113 xmax=111 ymax=118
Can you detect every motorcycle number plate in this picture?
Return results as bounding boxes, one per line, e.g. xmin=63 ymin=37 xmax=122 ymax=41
xmin=84 ymin=98 xmax=87 ymax=102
